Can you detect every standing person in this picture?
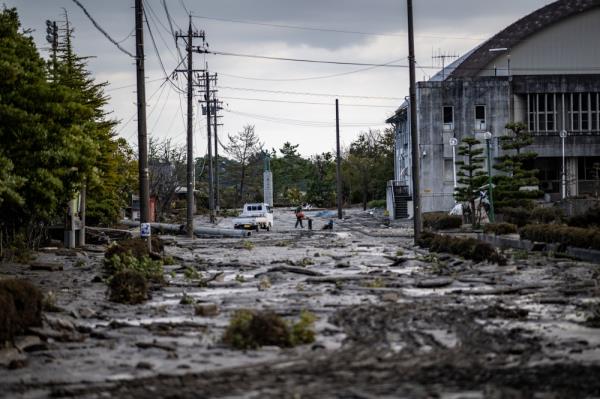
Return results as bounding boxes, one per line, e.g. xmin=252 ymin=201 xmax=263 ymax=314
xmin=294 ymin=205 xmax=304 ymax=229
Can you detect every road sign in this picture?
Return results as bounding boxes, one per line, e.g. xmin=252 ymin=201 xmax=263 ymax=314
xmin=140 ymin=223 xmax=151 ymax=238
xmin=449 ymin=138 xmax=458 ymax=146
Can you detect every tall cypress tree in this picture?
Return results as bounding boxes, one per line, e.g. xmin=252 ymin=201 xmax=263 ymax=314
xmin=454 ymin=136 xmax=488 ymax=225
xmin=493 ymin=122 xmax=541 ymax=209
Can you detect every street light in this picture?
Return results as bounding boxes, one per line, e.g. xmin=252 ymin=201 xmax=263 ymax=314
xmin=560 ymin=129 xmax=568 ymax=199
xmin=449 ymin=137 xmax=458 ymax=190
xmin=483 ymin=131 xmax=495 ymax=223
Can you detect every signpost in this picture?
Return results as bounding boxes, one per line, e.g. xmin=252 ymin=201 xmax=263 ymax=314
xmin=449 ymin=137 xmax=458 ymax=190
xmin=483 ymin=132 xmax=495 ymax=223
xmin=560 ymin=129 xmax=568 ymax=199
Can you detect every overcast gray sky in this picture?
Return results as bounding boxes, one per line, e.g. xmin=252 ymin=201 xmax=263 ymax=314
xmin=6 ymin=0 xmax=553 ymax=156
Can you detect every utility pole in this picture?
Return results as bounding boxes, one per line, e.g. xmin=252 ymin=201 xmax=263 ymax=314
xmin=213 ymin=94 xmax=221 ymax=214
xmin=135 ymin=0 xmax=150 ymax=246
xmin=185 ymin=16 xmax=195 ymax=237
xmin=407 ymin=0 xmax=422 ymax=243
xmin=205 ymin=69 xmax=215 ymax=223
xmin=335 ymin=99 xmax=343 ymax=220
xmin=176 ymin=18 xmax=206 ymax=235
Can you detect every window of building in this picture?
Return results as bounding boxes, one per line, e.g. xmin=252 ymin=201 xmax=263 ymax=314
xmin=568 ymin=93 xmax=600 ymax=134
xmin=474 ymin=105 xmax=486 ymax=130
xmin=442 ymin=106 xmax=454 ymax=131
xmin=527 ymin=93 xmax=557 ymax=134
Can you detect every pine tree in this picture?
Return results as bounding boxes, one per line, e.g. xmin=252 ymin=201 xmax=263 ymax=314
xmin=454 ymin=136 xmax=488 ymax=225
xmin=493 ymin=122 xmax=541 ymax=209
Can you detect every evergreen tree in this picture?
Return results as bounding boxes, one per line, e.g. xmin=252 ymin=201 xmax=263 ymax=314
xmin=454 ymin=136 xmax=488 ymax=225
xmin=493 ymin=122 xmax=541 ymax=209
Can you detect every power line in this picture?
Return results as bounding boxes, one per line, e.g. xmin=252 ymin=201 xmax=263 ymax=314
xmin=70 ymin=0 xmax=135 ymax=58
xmin=218 ymin=57 xmax=407 ymax=82
xmin=225 ymin=109 xmax=386 ymax=128
xmin=208 ymin=50 xmax=414 ymax=69
xmin=218 ymin=85 xmax=403 ymax=100
xmin=220 ymin=96 xmax=398 ymax=108
xmin=191 ymin=14 xmax=485 ymax=41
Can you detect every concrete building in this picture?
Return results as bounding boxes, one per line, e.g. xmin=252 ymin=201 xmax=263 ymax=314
xmin=387 ymin=0 xmax=600 ymax=218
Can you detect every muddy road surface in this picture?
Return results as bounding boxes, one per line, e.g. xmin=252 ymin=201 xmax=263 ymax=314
xmin=1 ymin=209 xmax=599 ymax=398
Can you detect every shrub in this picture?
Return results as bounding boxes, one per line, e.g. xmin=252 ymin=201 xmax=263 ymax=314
xmin=109 ymin=270 xmax=148 ymax=304
xmin=0 ymin=279 xmax=43 ymax=346
xmin=484 ymin=223 xmax=518 ymax=235
xmin=105 ymin=254 xmax=164 ymax=283
xmin=367 ymin=199 xmax=386 ymax=209
xmin=417 ymin=233 xmax=506 ymax=265
xmin=568 ymin=207 xmax=600 ymax=228
xmin=520 ymin=224 xmax=600 ymax=250
xmin=423 ymin=212 xmax=462 ymax=230
xmin=497 ymin=207 xmax=530 ymax=227
xmin=223 ymin=309 xmax=316 ymax=350
xmin=531 ymin=207 xmax=563 ymax=224
xmin=105 ymin=238 xmax=164 ymax=260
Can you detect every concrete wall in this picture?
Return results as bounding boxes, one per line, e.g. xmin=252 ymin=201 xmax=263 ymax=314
xmin=416 ymin=78 xmax=510 ymax=212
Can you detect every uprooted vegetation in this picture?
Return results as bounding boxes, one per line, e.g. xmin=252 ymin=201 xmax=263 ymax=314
xmin=418 ymin=231 xmax=506 ymax=265
xmin=0 ymin=279 xmax=43 ymax=347
xmin=223 ymin=309 xmax=316 ymax=350
xmin=104 ymin=238 xmax=166 ymax=304
xmin=423 ymin=212 xmax=462 ymax=230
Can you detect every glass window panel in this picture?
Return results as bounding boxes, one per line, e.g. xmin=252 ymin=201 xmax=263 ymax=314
xmin=591 ymin=93 xmax=598 ymax=109
xmin=573 ymin=113 xmax=580 ymax=130
xmin=538 ymin=114 xmax=546 ymax=131
xmin=443 ymin=106 xmax=453 ymax=124
xmin=529 ymin=114 xmax=535 ymax=131
xmin=547 ymin=114 xmax=555 ymax=131
xmin=573 ymin=93 xmax=580 ymax=110
xmin=582 ymin=113 xmax=589 ymax=130
xmin=548 ymin=94 xmax=555 ymax=112
xmin=539 ymin=95 xmax=546 ymax=111
xmin=475 ymin=105 xmax=486 ymax=120
xmin=592 ymin=113 xmax=598 ymax=130
xmin=582 ymin=93 xmax=589 ymax=110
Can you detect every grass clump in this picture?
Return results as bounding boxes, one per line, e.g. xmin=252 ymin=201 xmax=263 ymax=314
xmin=423 ymin=212 xmax=462 ymax=230
xmin=568 ymin=207 xmax=600 ymax=228
xmin=0 ymin=279 xmax=43 ymax=347
xmin=223 ymin=309 xmax=316 ymax=350
xmin=108 ymin=270 xmax=148 ymax=304
xmin=367 ymin=199 xmax=386 ymax=209
xmin=184 ymin=266 xmax=201 ymax=281
xmin=365 ymin=278 xmax=385 ymax=288
xmin=242 ymin=240 xmax=255 ymax=250
xmin=419 ymin=232 xmax=506 ymax=265
xmin=235 ymin=274 xmax=246 ymax=283
xmin=483 ymin=222 xmax=518 ymax=236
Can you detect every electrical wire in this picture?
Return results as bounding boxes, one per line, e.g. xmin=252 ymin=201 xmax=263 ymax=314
xmin=192 ymin=14 xmax=485 ymax=41
xmin=70 ymin=0 xmax=135 ymax=58
xmin=143 ymin=0 xmax=180 ymax=63
xmin=220 ymin=96 xmax=398 ymax=108
xmin=217 ymin=86 xmax=403 ymax=100
xmin=218 ymin=57 xmax=407 ymax=82
xmin=225 ymin=109 xmax=386 ymax=128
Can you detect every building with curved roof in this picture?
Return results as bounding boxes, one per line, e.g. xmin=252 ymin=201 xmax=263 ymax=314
xmin=387 ymin=0 xmax=600 ymax=217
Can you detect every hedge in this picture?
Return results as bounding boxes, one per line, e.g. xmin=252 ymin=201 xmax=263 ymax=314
xmin=418 ymin=231 xmax=506 ymax=265
xmin=519 ymin=224 xmax=600 ymax=250
xmin=423 ymin=212 xmax=462 ymax=230
xmin=483 ymin=223 xmax=518 ymax=236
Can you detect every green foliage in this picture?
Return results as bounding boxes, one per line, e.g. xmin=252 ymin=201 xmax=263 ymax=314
xmin=483 ymin=223 xmax=518 ymax=235
xmin=454 ymin=136 xmax=488 ymax=225
xmin=223 ymin=309 xmax=316 ymax=350
xmin=419 ymin=232 xmax=506 ymax=265
xmin=183 ymin=266 xmax=201 ymax=281
xmin=0 ymin=9 xmax=136 ymax=249
xmin=423 ymin=212 xmax=463 ymax=230
xmin=367 ymin=199 xmax=387 ymax=209
xmin=531 ymin=207 xmax=563 ymax=224
xmin=242 ymin=240 xmax=255 ymax=250
xmin=104 ymin=239 xmax=164 ymax=283
xmin=519 ymin=224 xmax=600 ymax=250
xmin=493 ymin=123 xmax=542 ymax=209
xmin=497 ymin=207 xmax=530 ymax=227
xmin=108 ymin=270 xmax=148 ymax=304
xmin=342 ymin=129 xmax=394 ymax=210
xmin=365 ymin=278 xmax=386 ymax=288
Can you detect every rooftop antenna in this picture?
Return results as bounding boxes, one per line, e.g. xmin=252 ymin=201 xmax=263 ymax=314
xmin=432 ymin=49 xmax=460 ymax=80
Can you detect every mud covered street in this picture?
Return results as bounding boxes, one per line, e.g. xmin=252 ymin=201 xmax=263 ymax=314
xmin=1 ymin=209 xmax=600 ymax=398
